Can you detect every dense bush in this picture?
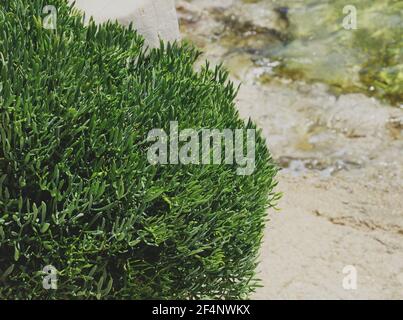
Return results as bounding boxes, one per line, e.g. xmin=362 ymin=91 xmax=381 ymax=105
xmin=0 ymin=0 xmax=278 ymax=299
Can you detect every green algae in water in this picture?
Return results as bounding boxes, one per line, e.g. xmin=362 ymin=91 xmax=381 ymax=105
xmin=358 ymin=29 xmax=402 ymax=105
xmin=266 ymin=0 xmax=402 ymax=105
xmin=232 ymin=0 xmax=402 ymax=105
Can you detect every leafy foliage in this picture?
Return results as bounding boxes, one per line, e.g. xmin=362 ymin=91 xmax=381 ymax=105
xmin=0 ymin=0 xmax=278 ymax=299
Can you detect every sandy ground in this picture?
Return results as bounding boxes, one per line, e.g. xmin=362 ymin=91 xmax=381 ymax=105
xmin=255 ymin=172 xmax=403 ymax=299
xmin=176 ymin=0 xmax=403 ymax=299
xmin=236 ymin=77 xmax=403 ymax=300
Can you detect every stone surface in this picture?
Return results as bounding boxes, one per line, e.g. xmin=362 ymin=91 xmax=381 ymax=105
xmin=69 ymin=0 xmax=180 ymax=47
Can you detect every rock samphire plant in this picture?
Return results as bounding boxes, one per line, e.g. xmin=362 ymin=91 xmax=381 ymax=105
xmin=0 ymin=0 xmax=278 ymax=299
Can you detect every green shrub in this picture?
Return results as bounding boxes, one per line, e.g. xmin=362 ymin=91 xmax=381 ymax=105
xmin=0 ymin=0 xmax=278 ymax=299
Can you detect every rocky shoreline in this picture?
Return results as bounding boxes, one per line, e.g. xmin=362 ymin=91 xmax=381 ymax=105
xmin=176 ymin=0 xmax=403 ymax=299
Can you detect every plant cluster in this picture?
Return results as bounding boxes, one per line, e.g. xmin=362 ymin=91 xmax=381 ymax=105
xmin=0 ymin=0 xmax=278 ymax=299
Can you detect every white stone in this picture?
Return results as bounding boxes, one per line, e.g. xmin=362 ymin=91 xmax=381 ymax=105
xmin=68 ymin=0 xmax=180 ymax=47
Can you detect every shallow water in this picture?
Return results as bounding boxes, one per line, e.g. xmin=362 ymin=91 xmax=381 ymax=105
xmin=182 ymin=0 xmax=402 ymax=106
xmin=264 ymin=0 xmax=402 ymax=106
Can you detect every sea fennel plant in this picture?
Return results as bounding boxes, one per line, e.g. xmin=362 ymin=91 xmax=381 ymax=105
xmin=0 ymin=0 xmax=278 ymax=299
